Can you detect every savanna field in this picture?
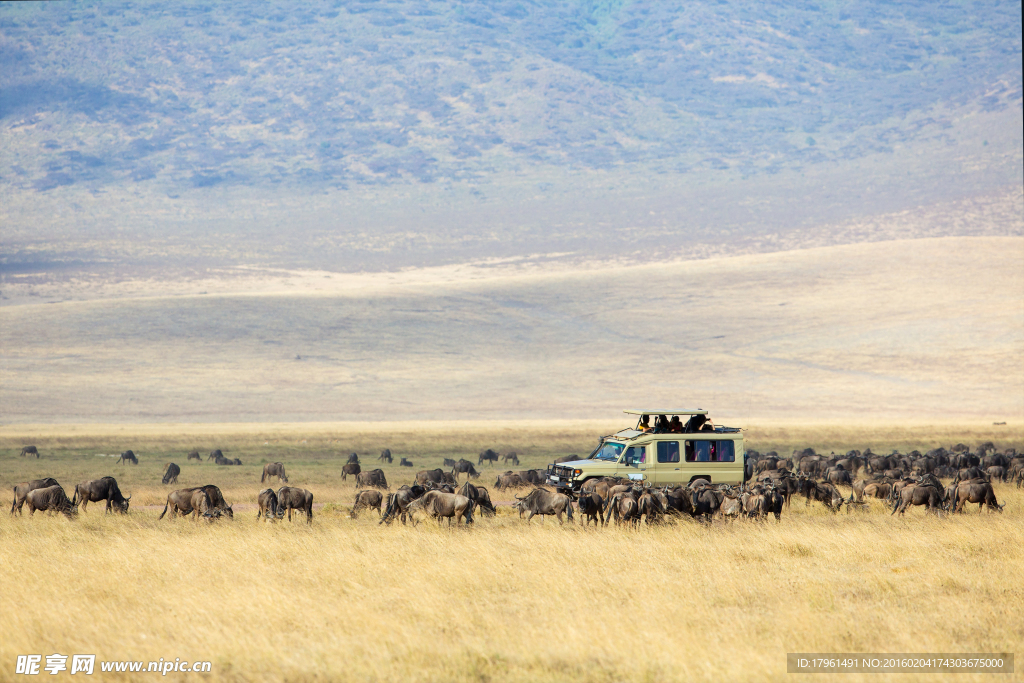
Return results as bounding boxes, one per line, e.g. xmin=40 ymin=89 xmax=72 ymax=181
xmin=1 ymin=422 xmax=1021 ymax=683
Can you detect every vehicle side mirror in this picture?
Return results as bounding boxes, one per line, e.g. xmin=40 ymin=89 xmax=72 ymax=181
xmin=624 ymin=456 xmax=633 ymax=467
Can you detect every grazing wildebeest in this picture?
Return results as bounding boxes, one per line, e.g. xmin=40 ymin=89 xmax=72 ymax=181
xmin=207 ymin=449 xmax=224 ymax=461
xmin=986 ymin=466 xmax=1007 ymax=483
xmin=190 ymin=489 xmax=213 ymax=520
xmin=351 ymin=490 xmax=384 ymax=518
xmin=953 ymin=481 xmax=1003 ymax=513
xmin=356 ymin=469 xmax=388 ymax=489
xmin=20 ymin=446 xmax=39 ymax=458
xmin=11 ymin=478 xmax=61 ymax=515
xmin=117 ymin=450 xmax=138 ymax=465
xmin=891 ymin=484 xmax=944 ymax=516
xmin=405 ymin=490 xmax=475 ymax=526
xmin=457 ymin=482 xmax=496 ymax=516
xmin=803 ymin=481 xmax=845 ymax=512
xmin=501 ymin=451 xmax=520 ymax=466
xmin=347 ymin=452 xmax=360 ymax=465
xmin=341 ymin=462 xmax=361 ymax=481
xmin=442 ymin=458 xmax=457 ymax=468
xmin=160 ymin=485 xmax=232 ymax=520
xmin=824 ymin=467 xmax=853 ymax=487
xmin=72 ymin=477 xmax=131 ymax=513
xmin=257 ymin=488 xmax=280 ymax=521
xmin=515 ymin=488 xmax=573 ymax=524
xmin=718 ymin=491 xmax=744 ymax=520
xmin=215 ymin=455 xmax=241 ymax=466
xmin=494 ymin=472 xmax=527 ymax=490
xmin=380 ymin=485 xmax=426 ymax=525
xmin=25 ymin=486 xmax=76 ymax=518
xmin=452 ymin=459 xmax=480 ymax=481
xmin=478 ymin=449 xmax=500 ymax=466
xmin=577 ymin=492 xmax=605 ymax=526
xmin=400 ymin=458 xmax=414 ymax=467
xmin=162 ymin=463 xmax=181 ymax=485
xmin=277 ymin=486 xmax=314 ymax=524
xmin=187 ymin=450 xmax=202 ymax=462
xmin=261 ymin=462 xmax=288 ymax=483
xmin=379 ymin=449 xmax=393 ymax=464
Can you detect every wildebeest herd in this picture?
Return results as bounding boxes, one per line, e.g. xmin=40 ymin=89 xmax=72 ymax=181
xmin=8 ymin=444 xmax=1019 ymax=527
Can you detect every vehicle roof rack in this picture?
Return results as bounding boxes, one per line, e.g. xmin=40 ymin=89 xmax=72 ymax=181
xmin=623 ymin=409 xmax=708 ymax=416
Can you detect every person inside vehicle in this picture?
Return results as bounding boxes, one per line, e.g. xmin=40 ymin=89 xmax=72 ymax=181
xmin=654 ymin=414 xmax=669 ymax=433
xmin=638 ymin=415 xmax=652 ymax=432
xmin=669 ymin=416 xmax=683 ymax=433
xmin=684 ymin=413 xmax=715 ymax=433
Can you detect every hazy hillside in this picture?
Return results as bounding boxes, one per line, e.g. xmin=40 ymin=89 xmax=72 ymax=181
xmin=1 ymin=0 xmax=1021 ymax=273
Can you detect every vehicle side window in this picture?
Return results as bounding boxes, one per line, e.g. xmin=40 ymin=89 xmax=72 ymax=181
xmin=717 ymin=441 xmax=736 ymax=462
xmin=685 ymin=440 xmax=735 ymax=462
xmin=657 ymin=441 xmax=680 ymax=463
xmin=624 ymin=446 xmax=645 ymax=465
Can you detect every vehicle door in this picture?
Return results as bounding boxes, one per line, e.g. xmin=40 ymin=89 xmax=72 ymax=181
xmin=619 ymin=445 xmax=648 ymax=481
xmin=651 ymin=440 xmax=683 ymax=484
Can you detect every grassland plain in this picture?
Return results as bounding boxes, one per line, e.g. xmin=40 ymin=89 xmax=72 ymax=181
xmin=1 ymin=422 xmax=1022 ymax=682
xmin=3 ymin=236 xmax=1023 ymax=423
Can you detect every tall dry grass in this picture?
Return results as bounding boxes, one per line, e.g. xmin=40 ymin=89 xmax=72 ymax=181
xmin=1 ymin=423 xmax=1022 ymax=682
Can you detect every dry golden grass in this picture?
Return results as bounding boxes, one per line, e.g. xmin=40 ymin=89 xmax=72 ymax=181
xmin=1 ymin=423 xmax=1022 ymax=682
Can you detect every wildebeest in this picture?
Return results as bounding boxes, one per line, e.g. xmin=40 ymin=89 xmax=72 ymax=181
xmin=501 ymin=451 xmax=520 ymax=466
xmin=952 ymin=480 xmax=1003 ymax=513
xmin=379 ymin=449 xmax=393 ymax=464
xmin=356 ymin=469 xmax=388 ymax=489
xmin=72 ymin=477 xmax=131 ymax=513
xmin=257 ymin=488 xmax=280 ymax=521
xmin=341 ymin=462 xmax=361 ymax=480
xmin=261 ymin=462 xmax=288 ymax=483
xmin=577 ymin=492 xmax=605 ymax=526
xmin=416 ymin=468 xmax=449 ymax=486
xmin=117 ymin=450 xmax=138 ymax=465
xmin=159 ymin=485 xmax=232 ymax=520
xmin=551 ymin=454 xmax=579 ymax=464
xmin=494 ymin=472 xmax=527 ymax=490
xmin=187 ymin=450 xmax=202 ymax=462
xmin=11 ymin=478 xmax=61 ymax=515
xmin=515 ymin=488 xmax=573 ymax=524
xmin=277 ymin=486 xmax=314 ymax=524
xmin=162 ymin=463 xmax=181 ymax=485
xmin=25 ymin=486 xmax=76 ymax=518
xmin=457 ymin=482 xmax=496 ymax=516
xmin=452 ymin=459 xmax=480 ymax=480
xmin=351 ymin=490 xmax=384 ymax=518
xmin=20 ymin=445 xmax=39 ymax=458
xmin=802 ymin=480 xmax=845 ymax=512
xmin=517 ymin=469 xmax=545 ymax=485
xmin=380 ymin=485 xmax=426 ymax=525
xmin=604 ymin=491 xmax=639 ymax=525
xmin=637 ymin=490 xmax=665 ymax=524
xmin=405 ymin=490 xmax=475 ymax=526
xmin=442 ymin=458 xmax=457 ymax=468
xmin=215 ymin=455 xmax=242 ymax=466
xmin=207 ymin=449 xmax=224 ymax=461
xmin=689 ymin=487 xmax=721 ymax=521
xmin=478 ymin=449 xmax=500 ymax=466
xmin=400 ymin=458 xmax=414 ymax=467
xmin=891 ymin=484 xmax=944 ymax=516
xmin=347 ymin=452 xmax=360 ymax=465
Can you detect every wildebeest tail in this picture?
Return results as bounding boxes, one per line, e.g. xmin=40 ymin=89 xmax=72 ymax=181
xmin=159 ymin=499 xmax=170 ymax=520
xmin=10 ymin=487 xmax=18 ymax=514
xmin=71 ymin=485 xmax=79 ymax=507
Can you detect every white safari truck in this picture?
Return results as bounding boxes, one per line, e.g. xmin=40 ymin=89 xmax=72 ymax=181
xmin=546 ymin=410 xmax=744 ymax=497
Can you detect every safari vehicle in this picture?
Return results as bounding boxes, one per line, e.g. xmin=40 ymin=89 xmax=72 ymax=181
xmin=546 ymin=410 xmax=743 ymax=497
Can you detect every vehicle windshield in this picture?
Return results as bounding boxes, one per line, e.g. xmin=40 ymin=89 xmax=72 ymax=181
xmin=591 ymin=442 xmax=625 ymax=461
